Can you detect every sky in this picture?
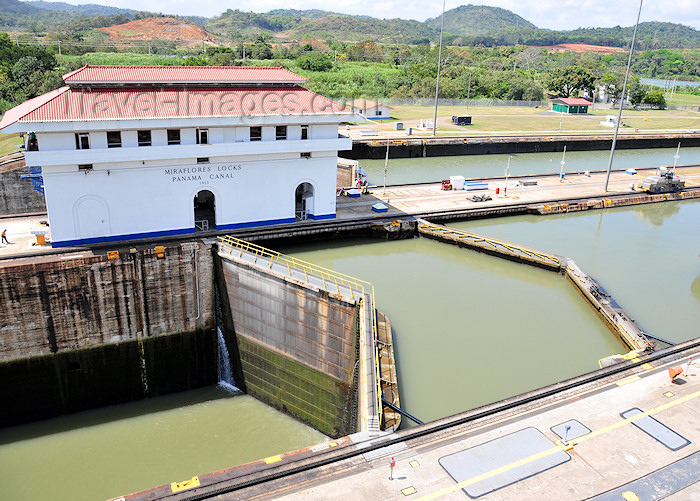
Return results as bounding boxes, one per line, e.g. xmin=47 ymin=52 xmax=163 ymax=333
xmin=55 ymin=0 xmax=700 ymax=31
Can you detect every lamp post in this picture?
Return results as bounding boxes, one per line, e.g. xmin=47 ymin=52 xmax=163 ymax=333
xmin=504 ymin=155 xmax=511 ymax=197
xmin=672 ymin=141 xmax=680 ymax=174
xmin=559 ymin=145 xmax=567 ymax=181
xmin=383 ymin=140 xmax=389 ymax=195
xmin=604 ymin=0 xmax=644 ymax=192
xmin=432 ymin=0 xmax=446 ymax=137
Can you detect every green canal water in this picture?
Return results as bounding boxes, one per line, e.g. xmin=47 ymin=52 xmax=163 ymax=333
xmin=359 ymin=146 xmax=700 ymax=185
xmin=2 ymin=148 xmax=698 ymax=500
xmin=450 ymin=199 xmax=700 ymax=345
xmin=0 ymin=389 xmax=326 ymax=500
xmin=280 ymin=237 xmax=623 ymax=425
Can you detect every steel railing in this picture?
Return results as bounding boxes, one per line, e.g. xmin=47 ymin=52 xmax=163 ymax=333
xmin=418 ymin=222 xmax=561 ymax=267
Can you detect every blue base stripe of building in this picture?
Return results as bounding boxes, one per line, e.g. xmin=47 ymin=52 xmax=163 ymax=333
xmin=51 ymin=214 xmax=337 ymax=247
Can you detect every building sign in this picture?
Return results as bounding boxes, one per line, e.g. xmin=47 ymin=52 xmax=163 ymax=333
xmin=164 ymin=164 xmax=242 ymax=183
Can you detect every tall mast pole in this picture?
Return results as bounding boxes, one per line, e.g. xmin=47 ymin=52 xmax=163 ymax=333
xmin=432 ymin=0 xmax=446 ymax=137
xmin=604 ymin=0 xmax=644 ymax=192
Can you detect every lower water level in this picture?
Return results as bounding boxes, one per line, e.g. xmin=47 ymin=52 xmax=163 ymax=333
xmin=0 ymin=388 xmax=326 ymax=501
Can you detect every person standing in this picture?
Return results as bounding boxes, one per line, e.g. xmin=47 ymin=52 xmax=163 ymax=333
xmin=1 ymin=229 xmax=9 ymax=244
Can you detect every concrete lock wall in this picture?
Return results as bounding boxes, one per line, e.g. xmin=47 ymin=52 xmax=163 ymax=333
xmin=0 ymin=241 xmax=218 ymax=426
xmin=0 ymin=329 xmax=218 ymax=427
xmin=0 ymin=241 xmax=214 ymax=362
xmin=0 ymin=164 xmax=47 ymax=215
xmin=218 ymin=254 xmax=360 ymax=438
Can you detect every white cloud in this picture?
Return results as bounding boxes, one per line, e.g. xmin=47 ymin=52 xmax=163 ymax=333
xmin=57 ymin=0 xmax=700 ymax=30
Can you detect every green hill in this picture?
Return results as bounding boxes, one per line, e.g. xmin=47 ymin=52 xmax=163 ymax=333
xmin=567 ymin=22 xmax=700 ymax=49
xmin=24 ymin=1 xmax=137 ymax=16
xmin=205 ymin=9 xmax=435 ymax=43
xmin=426 ymin=4 xmax=537 ymax=36
xmin=0 ymin=2 xmax=698 ymax=49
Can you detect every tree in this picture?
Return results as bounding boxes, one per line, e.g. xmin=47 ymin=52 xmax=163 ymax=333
xmin=546 ymin=66 xmax=595 ymax=98
xmin=602 ymin=70 xmax=643 ymax=105
xmin=251 ymin=35 xmax=272 ymax=60
xmin=642 ymin=89 xmax=666 ymax=109
xmin=516 ymin=47 xmax=544 ymax=71
xmin=296 ymin=53 xmax=333 ymax=72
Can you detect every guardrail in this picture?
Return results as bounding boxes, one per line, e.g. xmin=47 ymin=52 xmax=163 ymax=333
xmin=417 ymin=221 xmax=562 ymax=268
xmin=217 ymin=235 xmax=383 ymax=430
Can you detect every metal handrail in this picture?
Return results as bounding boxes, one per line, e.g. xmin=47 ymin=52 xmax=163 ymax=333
xmin=419 ymin=222 xmax=561 ymax=266
xmin=218 ymin=235 xmax=373 ymax=298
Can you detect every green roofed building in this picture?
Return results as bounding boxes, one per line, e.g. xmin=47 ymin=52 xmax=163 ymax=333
xmin=552 ymin=98 xmax=591 ymax=114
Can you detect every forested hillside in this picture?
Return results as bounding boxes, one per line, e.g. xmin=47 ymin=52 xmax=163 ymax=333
xmin=1 ymin=2 xmax=699 ymax=49
xmin=205 ymin=9 xmax=435 ymax=44
xmin=426 ymin=4 xmax=536 ymax=35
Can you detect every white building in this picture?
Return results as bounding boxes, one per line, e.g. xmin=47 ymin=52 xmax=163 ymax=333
xmin=0 ymin=65 xmax=353 ymax=247
xmin=345 ymin=99 xmax=393 ymax=120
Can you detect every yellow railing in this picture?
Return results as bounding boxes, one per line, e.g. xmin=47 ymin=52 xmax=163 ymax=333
xmin=217 ymin=235 xmax=383 ymax=431
xmin=419 ymin=222 xmax=561 ymax=266
xmin=218 ymin=235 xmax=371 ymax=301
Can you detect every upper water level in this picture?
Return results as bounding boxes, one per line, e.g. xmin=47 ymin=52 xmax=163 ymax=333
xmin=360 ymin=146 xmax=700 ymax=186
xmin=280 ymin=237 xmax=625 ymax=425
xmin=451 ymin=199 xmax=700 ymax=344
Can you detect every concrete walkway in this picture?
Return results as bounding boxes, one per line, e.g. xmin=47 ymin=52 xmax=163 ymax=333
xmin=335 ymin=166 xmax=700 ymax=221
xmin=202 ymin=343 xmax=700 ymax=501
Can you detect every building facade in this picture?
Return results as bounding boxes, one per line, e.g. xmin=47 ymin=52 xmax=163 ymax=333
xmin=551 ymin=97 xmax=591 ymax=114
xmin=0 ymin=65 xmax=353 ymax=246
xmin=345 ymin=99 xmax=393 ymax=120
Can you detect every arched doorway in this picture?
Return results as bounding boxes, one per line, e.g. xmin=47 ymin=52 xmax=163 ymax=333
xmin=295 ymin=183 xmax=314 ymax=221
xmin=74 ymin=196 xmax=110 ymax=241
xmin=194 ymin=190 xmax=216 ymax=231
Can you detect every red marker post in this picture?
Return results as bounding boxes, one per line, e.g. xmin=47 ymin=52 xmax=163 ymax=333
xmin=389 ymin=457 xmax=395 ymax=480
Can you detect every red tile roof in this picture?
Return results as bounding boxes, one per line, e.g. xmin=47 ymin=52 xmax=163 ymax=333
xmin=62 ymin=65 xmax=307 ymax=85
xmin=1 ymin=86 xmax=350 ymax=126
xmin=553 ymin=98 xmax=592 ymax=106
xmin=0 ymin=86 xmax=70 ymax=130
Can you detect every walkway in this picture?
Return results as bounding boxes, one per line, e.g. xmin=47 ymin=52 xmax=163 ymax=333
xmin=194 ymin=342 xmax=700 ymax=501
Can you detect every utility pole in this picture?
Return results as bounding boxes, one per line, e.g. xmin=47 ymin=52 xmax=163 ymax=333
xmin=432 ymin=0 xmax=446 ymax=137
xmin=604 ymin=0 xmax=644 ymax=192
xmin=466 ymin=73 xmax=472 ymax=109
xmin=383 ymin=140 xmax=389 ymax=195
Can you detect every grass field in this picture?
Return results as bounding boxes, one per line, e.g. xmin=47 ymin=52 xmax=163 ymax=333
xmin=348 ymin=104 xmax=700 ymax=136
xmin=665 ymin=92 xmax=700 ymax=107
xmin=0 ymin=133 xmax=22 ymax=156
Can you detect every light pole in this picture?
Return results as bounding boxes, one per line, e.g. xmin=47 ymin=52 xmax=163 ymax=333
xmin=504 ymin=155 xmax=511 ymax=197
xmin=604 ymin=0 xmax=644 ymax=192
xmin=432 ymin=0 xmax=446 ymax=137
xmin=383 ymin=140 xmax=389 ymax=195
xmin=559 ymin=145 xmax=567 ymax=181
xmin=672 ymin=141 xmax=680 ymax=174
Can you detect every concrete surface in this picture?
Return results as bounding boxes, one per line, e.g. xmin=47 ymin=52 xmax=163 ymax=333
xmin=204 ymin=345 xmax=700 ymax=501
xmin=335 ymin=166 xmax=700 ymax=221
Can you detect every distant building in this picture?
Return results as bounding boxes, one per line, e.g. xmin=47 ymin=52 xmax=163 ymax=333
xmin=0 ymin=65 xmax=353 ymax=247
xmin=345 ymin=99 xmax=393 ymax=119
xmin=551 ymin=97 xmax=591 ymax=114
